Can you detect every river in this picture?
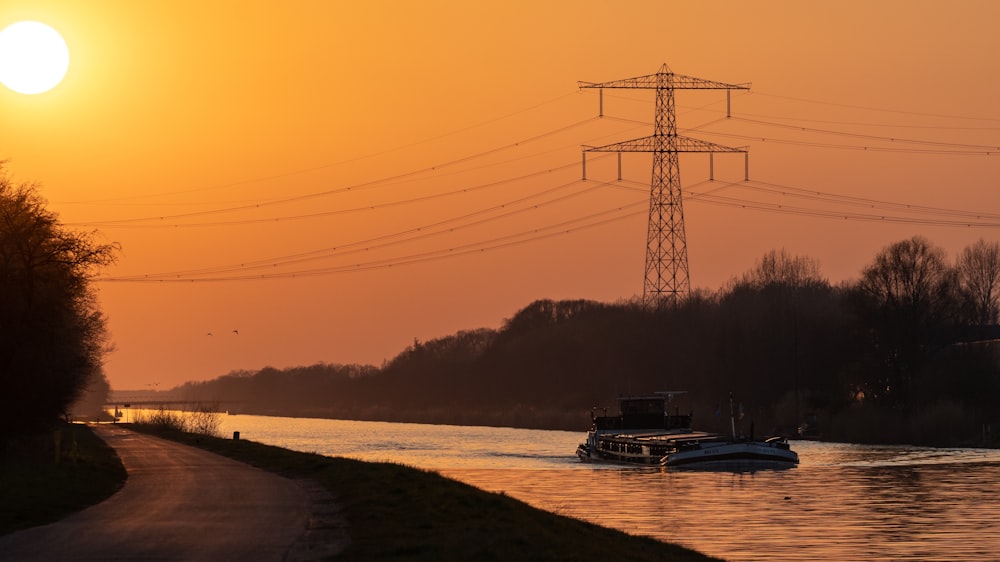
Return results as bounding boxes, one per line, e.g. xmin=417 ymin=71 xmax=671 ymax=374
xmin=206 ymin=413 xmax=1000 ymax=561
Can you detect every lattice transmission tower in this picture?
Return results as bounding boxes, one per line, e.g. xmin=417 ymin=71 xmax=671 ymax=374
xmin=580 ymin=63 xmax=749 ymax=306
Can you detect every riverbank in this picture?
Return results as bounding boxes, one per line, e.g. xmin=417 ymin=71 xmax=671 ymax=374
xmin=3 ymin=423 xmax=720 ymax=560
xmin=134 ymin=424 xmax=721 ymax=561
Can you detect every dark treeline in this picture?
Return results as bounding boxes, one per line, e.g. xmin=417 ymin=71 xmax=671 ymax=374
xmin=174 ymin=237 xmax=1000 ymax=447
xmin=0 ymin=167 xmax=117 ymax=450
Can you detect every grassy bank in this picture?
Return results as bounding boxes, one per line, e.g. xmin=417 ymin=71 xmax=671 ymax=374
xmin=0 ymin=423 xmax=126 ymax=535
xmin=135 ymin=425 xmax=720 ymax=562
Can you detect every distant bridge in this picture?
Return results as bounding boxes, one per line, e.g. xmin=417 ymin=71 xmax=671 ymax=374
xmin=102 ymin=400 xmax=226 ymax=409
xmin=104 ymin=392 xmax=243 ymax=413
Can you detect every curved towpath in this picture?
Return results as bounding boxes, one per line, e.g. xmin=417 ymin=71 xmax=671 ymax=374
xmin=0 ymin=425 xmax=314 ymax=561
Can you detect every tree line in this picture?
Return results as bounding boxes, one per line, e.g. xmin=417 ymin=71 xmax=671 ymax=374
xmin=174 ymin=236 xmax=1000 ymax=447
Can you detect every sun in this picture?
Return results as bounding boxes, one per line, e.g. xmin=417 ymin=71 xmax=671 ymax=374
xmin=0 ymin=21 xmax=70 ymax=95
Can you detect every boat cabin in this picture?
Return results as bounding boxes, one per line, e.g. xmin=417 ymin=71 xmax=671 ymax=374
xmin=591 ymin=392 xmax=692 ymax=432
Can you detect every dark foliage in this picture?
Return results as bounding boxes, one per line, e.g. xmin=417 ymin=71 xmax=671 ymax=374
xmin=0 ymin=169 xmax=117 ymax=446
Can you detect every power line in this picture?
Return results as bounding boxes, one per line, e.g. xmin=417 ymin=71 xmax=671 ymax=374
xmin=750 ymin=91 xmax=1000 ymax=123
xmin=67 ymin=116 xmax=602 ymax=226
xmin=606 ymin=177 xmax=1000 ymax=228
xmin=57 ymin=90 xmax=585 ymax=205
xmin=105 ymin=171 xmax=621 ymax=279
xmin=246 ymin=173 xmax=734 ymax=281
xmin=68 ymin=117 xmax=651 ymax=229
xmin=67 ymin=115 xmax=654 ymax=229
xmin=740 ymin=179 xmax=1000 ymax=222
xmin=696 ymin=191 xmax=1000 ymax=228
xmin=97 ymin=177 xmax=657 ymax=283
xmin=729 ymin=116 xmax=1000 ymax=151
xmin=733 ymin=110 xmax=1000 ymax=131
xmin=694 ymin=129 xmax=999 ymax=156
xmin=70 ymin=158 xmax=597 ymax=229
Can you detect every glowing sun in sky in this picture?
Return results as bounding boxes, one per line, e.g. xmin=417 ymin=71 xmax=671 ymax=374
xmin=0 ymin=21 xmax=69 ymax=95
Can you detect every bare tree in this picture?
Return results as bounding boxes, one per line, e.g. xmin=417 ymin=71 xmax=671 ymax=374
xmin=859 ymin=236 xmax=956 ymax=316
xmin=735 ymin=248 xmax=824 ymax=290
xmin=855 ymin=236 xmax=959 ymax=406
xmin=957 ymin=238 xmax=1000 ymax=325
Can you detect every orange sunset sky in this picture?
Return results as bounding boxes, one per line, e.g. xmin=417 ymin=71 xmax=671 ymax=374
xmin=3 ymin=1 xmax=1000 ymax=390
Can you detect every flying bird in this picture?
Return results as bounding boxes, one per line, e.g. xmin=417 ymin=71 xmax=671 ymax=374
xmin=207 ymin=332 xmax=213 ymax=336
xmin=232 ymin=329 xmax=239 ymax=335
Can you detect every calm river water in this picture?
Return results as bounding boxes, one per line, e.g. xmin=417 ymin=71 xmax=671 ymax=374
xmin=205 ymin=413 xmax=1000 ymax=561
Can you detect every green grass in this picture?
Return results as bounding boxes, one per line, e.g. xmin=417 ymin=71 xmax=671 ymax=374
xmin=0 ymin=423 xmax=126 ymax=535
xmin=135 ymin=425 xmax=721 ymax=562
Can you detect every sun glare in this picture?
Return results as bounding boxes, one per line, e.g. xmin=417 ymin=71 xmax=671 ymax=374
xmin=0 ymin=21 xmax=70 ymax=95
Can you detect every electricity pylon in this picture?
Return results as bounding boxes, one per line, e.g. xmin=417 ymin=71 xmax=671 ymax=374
xmin=580 ymin=63 xmax=749 ymax=307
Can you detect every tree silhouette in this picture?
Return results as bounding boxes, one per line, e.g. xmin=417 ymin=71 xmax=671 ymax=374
xmin=957 ymin=238 xmax=1000 ymax=326
xmin=854 ymin=236 xmax=959 ymax=407
xmin=735 ymin=248 xmax=824 ymax=290
xmin=0 ymin=168 xmax=117 ymax=446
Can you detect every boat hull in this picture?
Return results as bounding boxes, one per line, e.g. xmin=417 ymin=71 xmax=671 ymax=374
xmin=576 ymin=443 xmax=665 ymax=465
xmin=577 ymin=432 xmax=799 ymax=468
xmin=577 ymin=430 xmax=709 ymax=465
xmin=663 ymin=439 xmax=799 ymax=467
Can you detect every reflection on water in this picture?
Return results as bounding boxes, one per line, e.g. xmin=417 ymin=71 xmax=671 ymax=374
xmin=443 ymin=461 xmax=1000 ymax=561
xmin=210 ymin=413 xmax=1000 ymax=561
